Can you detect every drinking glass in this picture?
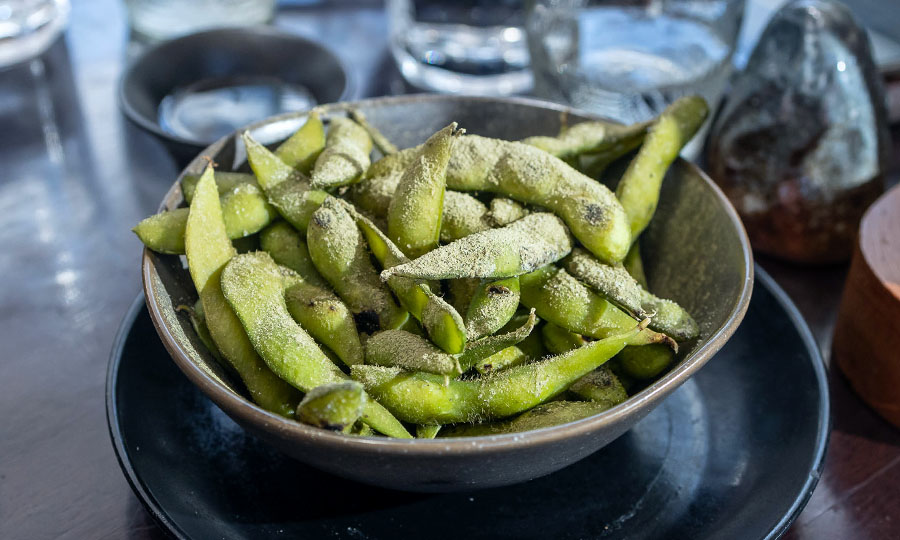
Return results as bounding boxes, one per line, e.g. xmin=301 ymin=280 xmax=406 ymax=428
xmin=387 ymin=0 xmax=532 ymax=95
xmin=0 ymin=0 xmax=69 ymax=68
xmin=124 ymin=0 xmax=276 ymax=43
xmin=527 ymin=0 xmax=744 ymax=126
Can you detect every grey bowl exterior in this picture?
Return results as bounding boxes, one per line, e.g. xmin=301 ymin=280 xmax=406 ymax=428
xmin=141 ymin=95 xmax=753 ymax=492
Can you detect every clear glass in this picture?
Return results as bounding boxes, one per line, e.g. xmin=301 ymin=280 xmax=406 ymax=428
xmin=124 ymin=0 xmax=276 ymax=42
xmin=0 ymin=0 xmax=69 ymax=69
xmin=387 ymin=0 xmax=533 ymax=95
xmin=527 ymin=0 xmax=744 ymax=130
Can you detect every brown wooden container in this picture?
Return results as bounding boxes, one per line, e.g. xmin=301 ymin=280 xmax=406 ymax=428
xmin=834 ymin=184 xmax=900 ymax=427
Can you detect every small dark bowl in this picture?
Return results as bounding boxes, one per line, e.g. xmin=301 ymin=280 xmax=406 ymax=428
xmin=119 ymin=27 xmax=350 ymax=164
xmin=142 ymin=95 xmax=753 ymax=492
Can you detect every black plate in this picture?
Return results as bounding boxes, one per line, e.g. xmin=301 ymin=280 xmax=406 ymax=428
xmin=107 ymin=267 xmax=828 ymax=540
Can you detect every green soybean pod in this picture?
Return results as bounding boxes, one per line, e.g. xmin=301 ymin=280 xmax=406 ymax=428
xmin=352 ymin=320 xmax=660 ymax=425
xmin=243 ymin=131 xmax=329 ymax=232
xmin=623 ymin=241 xmax=649 ymax=289
xmin=640 ymin=289 xmax=699 ymax=341
xmin=416 ymin=424 xmax=442 ymax=439
xmin=382 ymin=213 xmax=572 ymax=281
xmin=465 ymin=277 xmax=520 ymax=340
xmin=220 ymin=251 xmax=411 ymax=438
xmin=474 ymin=345 xmax=529 ymax=375
xmin=568 ymin=366 xmax=628 ymax=407
xmin=295 ymin=381 xmax=366 ymax=433
xmin=519 ymin=265 xmax=636 ymax=339
xmin=349 ymin=108 xmax=398 ymax=156
xmin=522 ymin=120 xmax=651 ymax=161
xmin=184 ymin=167 xmax=300 ymax=417
xmin=486 ymin=197 xmax=528 ymax=228
xmin=617 ymin=343 xmax=675 ymax=380
xmin=457 ymin=309 xmax=537 ymax=373
xmin=542 ymin=322 xmax=587 ymax=354
xmin=388 ymin=123 xmax=461 ymax=258
xmin=563 ymin=247 xmax=648 ymax=318
xmin=310 ymin=116 xmax=373 ymax=189
xmin=284 ymin=279 xmax=364 ymax=367
xmin=616 ymin=95 xmax=709 ymax=239
xmin=182 ymin=171 xmax=257 ymax=203
xmin=440 ymin=400 xmax=615 ymax=437
xmin=446 ymin=136 xmax=631 ymax=264
xmin=275 ymin=110 xmax=326 ymax=174
xmin=176 ymin=300 xmax=224 ymax=363
xmin=365 ymin=330 xmax=462 ymax=376
xmin=440 ymin=191 xmax=490 ymax=242
xmin=258 ymin=221 xmax=326 ymax=287
xmin=348 ymin=146 xmax=419 ymax=216
xmin=307 ymin=197 xmax=408 ymax=334
xmin=338 ymin=199 xmax=467 ymax=354
xmin=134 ymin=183 xmax=278 ymax=254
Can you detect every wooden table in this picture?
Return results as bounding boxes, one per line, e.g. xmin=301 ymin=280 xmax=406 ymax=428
xmin=1 ymin=2 xmax=897 ymax=538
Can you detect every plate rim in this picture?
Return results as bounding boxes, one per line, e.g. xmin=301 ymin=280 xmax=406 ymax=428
xmin=107 ymin=264 xmax=830 ymax=540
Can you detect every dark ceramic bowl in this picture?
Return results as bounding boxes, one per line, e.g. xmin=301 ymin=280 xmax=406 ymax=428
xmin=119 ymin=27 xmax=350 ymax=164
xmin=141 ymin=95 xmax=753 ymax=492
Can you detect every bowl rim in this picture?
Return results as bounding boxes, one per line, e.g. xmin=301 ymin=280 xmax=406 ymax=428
xmin=142 ymin=93 xmax=754 ymax=454
xmin=118 ymin=26 xmax=353 ymax=149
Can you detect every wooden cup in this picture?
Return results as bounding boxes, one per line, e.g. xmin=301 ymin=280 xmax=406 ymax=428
xmin=834 ymin=184 xmax=900 ymax=427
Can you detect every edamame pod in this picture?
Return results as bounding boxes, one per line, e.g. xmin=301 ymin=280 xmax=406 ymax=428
xmin=457 ymin=309 xmax=537 ymax=373
xmin=382 ymin=213 xmax=572 ymax=281
xmin=275 ymin=110 xmax=326 ymax=174
xmin=568 ymin=366 xmax=628 ymax=407
xmin=307 ymin=197 xmax=408 ymax=334
xmin=486 ymin=197 xmax=528 ymax=227
xmin=640 ymin=290 xmax=699 ymax=341
xmin=522 ymin=120 xmax=651 ymax=161
xmin=349 ymin=108 xmax=398 ymax=156
xmin=348 ymin=146 xmax=419 ymax=216
xmin=445 ymin=278 xmax=480 ymax=315
xmin=440 ymin=400 xmax=615 ymax=437
xmin=623 ymin=241 xmax=648 ymax=289
xmin=446 ymin=136 xmax=631 ymax=263
xmin=616 ymin=95 xmax=709 ymax=238
xmin=184 ymin=167 xmax=300 ymax=417
xmin=563 ymin=247 xmax=648 ymax=318
xmin=181 ymin=171 xmax=257 ymax=203
xmin=465 ymin=277 xmax=520 ymax=340
xmin=295 ymin=381 xmax=366 ymax=433
xmin=365 ymin=330 xmax=462 ymax=376
xmin=310 ymin=116 xmax=372 ymax=189
xmin=284 ymin=279 xmax=364 ymax=367
xmin=519 ymin=265 xmax=636 ymax=339
xmin=416 ymin=424 xmax=442 ymax=439
xmin=258 ymin=221 xmax=326 ymax=287
xmin=541 ymin=321 xmax=587 ymax=354
xmin=474 ymin=345 xmax=528 ymax=375
xmin=178 ymin=300 xmax=223 ymax=363
xmin=440 ymin=191 xmax=490 ymax=242
xmin=388 ymin=123 xmax=461 ymax=258
xmin=353 ymin=320 xmax=660 ymax=425
xmin=243 ymin=131 xmax=329 ymax=232
xmin=220 ymin=251 xmax=411 ymax=438
xmin=617 ymin=343 xmax=675 ymax=379
xmin=337 ymin=199 xmax=467 ymax=354
xmin=134 ymin=183 xmax=278 ymax=254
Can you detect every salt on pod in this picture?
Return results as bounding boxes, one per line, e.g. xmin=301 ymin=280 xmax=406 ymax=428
xmin=707 ymin=0 xmax=888 ymax=263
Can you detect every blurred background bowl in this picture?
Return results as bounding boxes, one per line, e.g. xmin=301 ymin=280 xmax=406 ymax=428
xmin=141 ymin=94 xmax=753 ymax=492
xmin=119 ymin=26 xmax=350 ymax=165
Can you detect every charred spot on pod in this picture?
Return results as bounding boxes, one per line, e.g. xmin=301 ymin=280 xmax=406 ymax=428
xmin=486 ymin=285 xmax=511 ymax=297
xmin=584 ymin=203 xmax=609 ymax=226
xmin=312 ymin=211 xmax=331 ymax=228
xmin=353 ymin=310 xmax=380 ymax=335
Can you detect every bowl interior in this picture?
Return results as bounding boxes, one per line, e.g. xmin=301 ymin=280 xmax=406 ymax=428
xmin=142 ymin=95 xmax=752 ymax=449
xmin=120 ymin=27 xmax=349 ymax=148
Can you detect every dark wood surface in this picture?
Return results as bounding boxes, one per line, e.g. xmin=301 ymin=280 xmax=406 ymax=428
xmin=1 ymin=1 xmax=898 ymax=538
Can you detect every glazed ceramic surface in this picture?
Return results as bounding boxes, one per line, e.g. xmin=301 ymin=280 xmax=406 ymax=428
xmin=141 ymin=95 xmax=753 ymax=491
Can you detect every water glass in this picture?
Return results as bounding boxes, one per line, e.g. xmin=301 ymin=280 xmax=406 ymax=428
xmin=0 ymin=0 xmax=69 ymax=68
xmin=124 ymin=0 xmax=276 ymax=42
xmin=527 ymin=0 xmax=745 ymax=126
xmin=387 ymin=0 xmax=532 ymax=95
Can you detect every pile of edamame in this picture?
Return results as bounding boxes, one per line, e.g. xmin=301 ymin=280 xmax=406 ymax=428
xmin=135 ymin=98 xmax=708 ymax=439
